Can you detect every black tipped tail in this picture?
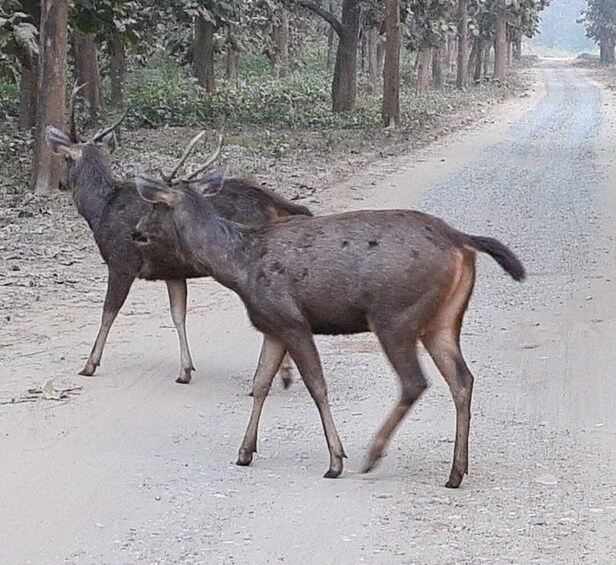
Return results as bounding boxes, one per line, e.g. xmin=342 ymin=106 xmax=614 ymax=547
xmin=466 ymin=235 xmax=526 ymax=281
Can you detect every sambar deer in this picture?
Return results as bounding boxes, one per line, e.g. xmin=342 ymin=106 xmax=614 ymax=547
xmin=44 ymin=92 xmax=310 ymax=384
xmin=133 ymin=176 xmax=525 ymax=488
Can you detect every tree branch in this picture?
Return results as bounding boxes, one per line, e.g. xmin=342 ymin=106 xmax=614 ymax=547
xmin=286 ymin=0 xmax=344 ymax=37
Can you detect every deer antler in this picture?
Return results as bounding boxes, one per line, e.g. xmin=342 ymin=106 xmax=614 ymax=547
xmin=69 ymin=81 xmax=87 ymax=143
xmin=160 ymin=130 xmax=208 ymax=184
xmin=182 ymin=131 xmax=224 ymax=182
xmin=89 ymin=109 xmax=129 ymax=144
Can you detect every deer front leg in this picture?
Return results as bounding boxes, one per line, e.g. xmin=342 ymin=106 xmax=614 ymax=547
xmin=287 ymin=334 xmax=346 ymax=478
xmin=165 ymin=279 xmax=195 ymax=384
xmin=80 ymin=268 xmax=134 ymax=376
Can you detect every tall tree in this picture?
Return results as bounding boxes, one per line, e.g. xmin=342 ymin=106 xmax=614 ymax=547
xmin=73 ymin=30 xmax=103 ymax=114
xmin=0 ymin=2 xmax=40 ymax=129
xmin=288 ymin=0 xmax=362 ymax=112
xmin=493 ymin=0 xmax=507 ymax=79
xmin=581 ymin=0 xmax=616 ymax=64
xmin=193 ymin=12 xmax=216 ymax=91
xmin=456 ymin=0 xmax=468 ymax=89
xmin=273 ymin=6 xmax=290 ymax=75
xmin=407 ymin=0 xmax=456 ymax=95
xmin=382 ymin=0 xmax=400 ymax=127
xmin=33 ymin=0 xmax=68 ymax=194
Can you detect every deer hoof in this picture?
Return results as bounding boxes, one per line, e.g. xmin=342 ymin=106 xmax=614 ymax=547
xmin=236 ymin=448 xmax=254 ymax=467
xmin=175 ymin=370 xmax=192 ymax=384
xmin=445 ymin=469 xmax=465 ymax=489
xmin=79 ymin=363 xmax=97 ymax=376
xmin=323 ymin=468 xmax=342 ymax=479
xmin=361 ymin=450 xmax=383 ymax=474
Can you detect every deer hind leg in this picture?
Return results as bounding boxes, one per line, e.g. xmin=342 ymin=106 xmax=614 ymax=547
xmin=81 ymin=268 xmax=134 ymax=376
xmin=249 ymin=351 xmax=294 ymax=396
xmin=286 ymin=333 xmax=346 ymax=479
xmin=362 ymin=325 xmax=427 ymax=474
xmin=278 ymin=353 xmax=294 ymax=389
xmin=166 ymin=279 xmax=195 ymax=384
xmin=237 ymin=334 xmax=287 ymax=467
xmin=422 ymin=249 xmax=476 ymax=488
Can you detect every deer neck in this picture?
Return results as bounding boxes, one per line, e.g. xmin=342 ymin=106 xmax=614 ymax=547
xmin=182 ymin=212 xmax=255 ymax=292
xmin=71 ymin=153 xmax=117 ymax=231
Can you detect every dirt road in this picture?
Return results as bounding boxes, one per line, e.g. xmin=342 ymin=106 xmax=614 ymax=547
xmin=2 ymin=60 xmax=616 ymax=564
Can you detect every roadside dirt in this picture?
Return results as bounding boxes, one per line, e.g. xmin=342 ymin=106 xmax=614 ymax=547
xmin=2 ymin=61 xmax=615 ymax=564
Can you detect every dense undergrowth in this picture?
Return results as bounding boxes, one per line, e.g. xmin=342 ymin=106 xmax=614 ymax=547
xmin=0 ymin=43 xmax=523 ymax=196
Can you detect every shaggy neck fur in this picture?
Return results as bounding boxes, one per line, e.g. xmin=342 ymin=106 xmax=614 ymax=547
xmin=176 ymin=189 xmax=255 ymax=292
xmin=70 ymin=146 xmax=119 ymax=231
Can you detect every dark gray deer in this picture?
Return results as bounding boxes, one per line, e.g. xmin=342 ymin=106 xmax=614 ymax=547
xmin=44 ymin=117 xmax=311 ymax=384
xmin=133 ymin=176 xmax=525 ymax=487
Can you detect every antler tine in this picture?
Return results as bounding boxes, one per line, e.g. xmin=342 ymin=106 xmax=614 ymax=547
xmin=69 ymin=81 xmax=87 ymax=142
xmin=160 ymin=130 xmax=208 ymax=184
xmin=89 ymin=109 xmax=129 ymax=144
xmin=183 ymin=131 xmax=225 ymax=182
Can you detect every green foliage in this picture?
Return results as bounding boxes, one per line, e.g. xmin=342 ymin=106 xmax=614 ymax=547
xmin=0 ymin=2 xmax=38 ymax=81
xmin=125 ymin=53 xmax=380 ymax=129
xmin=0 ymin=79 xmax=19 ymax=116
xmin=72 ymin=0 xmax=146 ymax=47
xmin=468 ymin=0 xmax=550 ymax=42
xmin=581 ymin=0 xmax=616 ymax=43
xmin=407 ymin=0 xmax=457 ymax=49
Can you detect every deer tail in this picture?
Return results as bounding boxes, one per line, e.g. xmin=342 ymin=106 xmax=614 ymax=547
xmin=465 ymin=235 xmax=526 ymax=282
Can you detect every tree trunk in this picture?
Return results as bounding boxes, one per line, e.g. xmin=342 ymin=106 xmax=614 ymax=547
xmin=468 ymin=37 xmax=478 ymax=77
xmin=606 ymin=38 xmax=616 ymax=64
xmin=327 ymin=1 xmax=336 ymax=68
xmin=226 ymin=48 xmax=240 ymax=84
xmin=447 ymin=36 xmax=456 ymax=72
xmin=473 ymin=39 xmax=484 ymax=82
xmin=19 ymin=66 xmax=38 ymax=129
xmin=193 ymin=15 xmax=215 ymax=92
xmin=273 ymin=7 xmax=290 ymax=76
xmin=377 ymin=33 xmax=386 ymax=77
xmin=456 ymin=0 xmax=468 ymax=90
xmin=33 ymin=0 xmax=68 ymax=194
xmin=483 ymin=43 xmax=491 ymax=77
xmin=331 ymin=0 xmax=361 ymax=112
xmin=416 ymin=43 xmax=432 ymax=95
xmin=382 ymin=0 xmax=400 ymax=127
xmin=74 ymin=30 xmax=103 ymax=116
xmin=513 ymin=38 xmax=522 ymax=61
xmin=494 ymin=1 xmax=507 ymax=80
xmin=600 ymin=40 xmax=607 ymax=64
xmin=17 ymin=0 xmax=39 ymax=129
xmin=432 ymin=45 xmax=444 ymax=90
xmin=109 ymin=34 xmax=125 ymax=107
xmin=366 ymin=26 xmax=379 ymax=94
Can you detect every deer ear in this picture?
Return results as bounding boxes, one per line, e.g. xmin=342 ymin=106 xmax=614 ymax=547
xmin=192 ymin=167 xmax=226 ymax=196
xmin=45 ymin=126 xmax=83 ymax=160
xmin=135 ymin=175 xmax=183 ymax=208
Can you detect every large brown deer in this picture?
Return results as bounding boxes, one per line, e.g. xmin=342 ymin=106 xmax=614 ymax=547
xmin=133 ymin=176 xmax=525 ymax=487
xmin=44 ymin=102 xmax=310 ymax=385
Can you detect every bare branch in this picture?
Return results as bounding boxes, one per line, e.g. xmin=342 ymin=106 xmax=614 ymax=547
xmin=287 ymin=0 xmax=344 ymax=37
xmin=183 ymin=131 xmax=225 ymax=182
